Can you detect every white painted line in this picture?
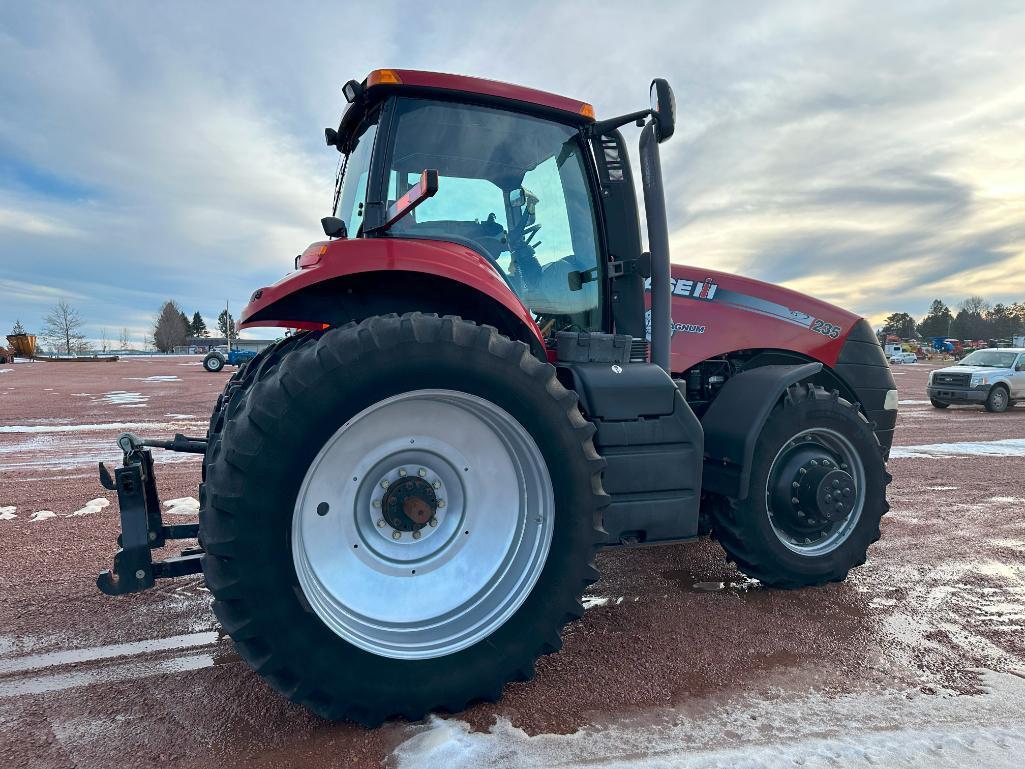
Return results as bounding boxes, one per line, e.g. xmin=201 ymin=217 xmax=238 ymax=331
xmin=0 ymin=631 xmax=219 ymax=675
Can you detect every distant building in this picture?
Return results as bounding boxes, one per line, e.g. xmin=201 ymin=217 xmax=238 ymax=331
xmin=172 ymin=336 xmax=278 ymax=354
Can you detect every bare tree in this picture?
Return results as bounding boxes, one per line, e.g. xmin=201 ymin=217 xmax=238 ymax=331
xmin=119 ymin=327 xmax=132 ymax=350
xmin=100 ymin=328 xmax=110 ymax=353
xmin=42 ymin=299 xmax=88 ymax=355
xmin=153 ymin=300 xmax=189 ymax=352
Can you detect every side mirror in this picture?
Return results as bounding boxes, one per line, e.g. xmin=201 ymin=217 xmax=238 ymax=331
xmin=321 ymin=216 xmax=347 ymax=238
xmin=374 ymin=170 xmax=439 ymax=232
xmin=649 ymin=78 xmax=676 ymax=143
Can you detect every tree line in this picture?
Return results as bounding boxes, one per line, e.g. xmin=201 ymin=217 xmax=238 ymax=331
xmin=881 ymin=296 xmax=1025 ymax=341
xmin=9 ymin=299 xmax=237 ymax=355
xmin=151 ymin=300 xmax=235 ymax=352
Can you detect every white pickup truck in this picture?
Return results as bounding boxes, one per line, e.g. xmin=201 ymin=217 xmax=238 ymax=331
xmin=927 ymin=348 xmax=1025 ymax=412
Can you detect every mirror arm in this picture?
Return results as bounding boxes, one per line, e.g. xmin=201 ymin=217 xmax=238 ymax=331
xmin=585 ymin=109 xmax=651 ymax=138
xmin=369 ymin=170 xmax=439 ymax=233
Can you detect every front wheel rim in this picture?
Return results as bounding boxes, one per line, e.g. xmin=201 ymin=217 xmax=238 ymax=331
xmin=765 ymin=427 xmax=867 ymax=556
xmin=292 ymin=389 xmax=554 ymax=660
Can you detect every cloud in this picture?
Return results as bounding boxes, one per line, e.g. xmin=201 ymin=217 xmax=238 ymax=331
xmin=0 ymin=0 xmax=1023 ymax=344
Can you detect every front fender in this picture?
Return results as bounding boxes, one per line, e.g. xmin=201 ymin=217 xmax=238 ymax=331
xmin=239 ymin=238 xmax=542 ymax=346
xmin=701 ymin=362 xmax=822 ymax=500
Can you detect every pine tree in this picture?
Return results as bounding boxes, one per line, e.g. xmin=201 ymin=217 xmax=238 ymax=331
xmin=190 ymin=312 xmax=208 ymax=337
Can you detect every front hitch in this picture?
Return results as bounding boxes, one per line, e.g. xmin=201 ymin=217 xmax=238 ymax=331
xmin=96 ymin=432 xmax=207 ymax=596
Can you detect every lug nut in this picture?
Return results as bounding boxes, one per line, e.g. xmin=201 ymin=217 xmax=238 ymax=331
xmin=822 ymin=459 xmax=831 ymax=466
xmin=392 ymin=530 xmax=402 ymax=540
xmin=832 ymin=479 xmax=840 ymax=488
xmin=840 ymin=463 xmax=848 ymax=470
xmin=418 ymin=468 xmax=427 ymax=477
xmin=399 ymin=469 xmax=407 ymax=477
xmin=377 ymin=519 xmax=386 ymax=528
xmin=799 ymin=468 xmax=807 ymax=475
xmin=372 ymin=499 xmax=381 ymax=509
xmin=433 ymin=481 xmax=441 ymax=489
xmin=810 ymin=460 xmax=819 ymax=467
xmin=437 ymin=499 xmax=446 ymax=508
xmin=797 ymin=510 xmax=806 ymax=518
xmin=413 ymin=530 xmax=422 ymax=540
xmin=825 ymin=494 xmax=833 ymax=503
xmin=429 ymin=518 xmax=438 ymax=527
xmin=792 ymin=481 xmax=800 ymax=489
xmin=791 ymin=497 xmax=800 ymax=505
xmin=381 ymin=479 xmax=390 ymax=489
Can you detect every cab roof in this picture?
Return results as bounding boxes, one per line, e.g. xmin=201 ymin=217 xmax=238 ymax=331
xmin=362 ymin=69 xmax=595 ymax=121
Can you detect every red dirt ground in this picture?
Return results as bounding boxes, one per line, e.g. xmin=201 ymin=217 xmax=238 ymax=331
xmin=1 ymin=357 xmax=1022 ymax=768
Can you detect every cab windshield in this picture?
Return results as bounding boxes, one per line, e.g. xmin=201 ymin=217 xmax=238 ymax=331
xmin=382 ymin=98 xmax=602 ymax=332
xmin=959 ymin=350 xmax=1017 ymax=368
xmin=333 ymin=114 xmax=379 ymax=236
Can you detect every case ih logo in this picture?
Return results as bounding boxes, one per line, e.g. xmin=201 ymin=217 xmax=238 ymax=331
xmin=671 ymin=277 xmax=718 ymax=300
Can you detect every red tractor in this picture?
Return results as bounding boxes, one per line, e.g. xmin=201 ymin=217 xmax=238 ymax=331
xmin=97 ymin=70 xmax=895 ymax=724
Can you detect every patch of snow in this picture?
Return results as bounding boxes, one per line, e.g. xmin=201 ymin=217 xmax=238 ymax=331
xmin=164 ymin=414 xmax=195 ymax=419
xmin=163 ymin=497 xmax=200 ymax=516
xmin=391 ymin=671 xmax=1025 ymax=769
xmin=890 ymin=438 xmax=1025 ymax=459
xmin=988 ymin=496 xmax=1025 ymax=504
xmin=177 ymin=362 xmax=204 ymax=366
xmin=899 ymin=399 xmax=932 ymax=405
xmin=0 ymin=507 xmax=16 ymax=521
xmin=0 ymin=369 xmax=12 ymax=374
xmin=582 ymin=596 xmax=610 ymax=609
xmin=98 ymin=390 xmax=147 ymax=406
xmin=68 ymin=498 xmax=110 ymax=517
xmin=124 ymin=375 xmax=181 ymax=382
xmin=71 ymin=392 xmax=91 ymax=397
xmin=30 ymin=511 xmax=56 ymax=522
xmin=926 ymin=486 xmax=958 ymax=491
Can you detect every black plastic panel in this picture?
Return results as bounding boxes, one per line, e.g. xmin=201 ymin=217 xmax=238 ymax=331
xmin=560 ymin=360 xmax=705 ymax=545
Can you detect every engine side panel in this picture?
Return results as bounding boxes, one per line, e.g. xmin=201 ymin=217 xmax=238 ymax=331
xmin=647 ymin=266 xmax=860 ymax=375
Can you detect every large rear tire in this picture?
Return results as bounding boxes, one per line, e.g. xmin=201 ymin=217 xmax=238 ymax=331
xmin=711 ymin=384 xmax=890 ymax=588
xmin=202 ymin=352 xmax=225 ymax=372
xmin=200 ymin=314 xmax=605 ymax=724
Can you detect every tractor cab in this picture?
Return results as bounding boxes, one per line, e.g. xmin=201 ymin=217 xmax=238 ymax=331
xmin=321 ymin=69 xmax=673 ymax=358
xmin=328 ymin=72 xmax=610 ymax=337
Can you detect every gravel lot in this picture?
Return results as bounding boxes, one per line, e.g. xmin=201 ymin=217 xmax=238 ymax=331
xmin=1 ymin=356 xmax=1023 ymax=768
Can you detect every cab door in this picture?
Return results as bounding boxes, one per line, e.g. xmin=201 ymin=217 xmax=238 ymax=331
xmin=1012 ymin=353 xmax=1025 ymax=397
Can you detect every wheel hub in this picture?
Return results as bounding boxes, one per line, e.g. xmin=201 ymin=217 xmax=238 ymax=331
xmin=765 ymin=428 xmax=866 ymax=554
xmin=796 ymin=462 xmax=856 ymax=522
xmin=381 ymin=477 xmax=437 ymax=532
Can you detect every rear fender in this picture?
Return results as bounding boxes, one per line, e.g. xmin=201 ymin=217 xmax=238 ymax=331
xmin=701 ymin=362 xmax=822 ymax=500
xmin=240 ymin=238 xmax=544 ymax=352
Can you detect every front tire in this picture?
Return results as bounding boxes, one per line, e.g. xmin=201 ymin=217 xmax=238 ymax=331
xmin=203 ymin=353 xmax=225 ymax=372
xmin=930 ymin=398 xmax=949 ymax=409
xmin=200 ymin=314 xmax=604 ymax=724
xmin=984 ymin=385 xmax=1009 ymax=413
xmin=711 ymin=384 xmax=890 ymax=588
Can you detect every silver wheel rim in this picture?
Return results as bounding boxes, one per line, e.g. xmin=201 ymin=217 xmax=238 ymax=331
xmin=292 ymin=389 xmax=554 ymax=660
xmin=765 ymin=427 xmax=866 ymax=556
xmin=991 ymin=389 xmax=1007 ymax=409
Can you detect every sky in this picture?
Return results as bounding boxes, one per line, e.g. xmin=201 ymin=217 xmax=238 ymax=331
xmin=1 ymin=0 xmax=1024 ymax=346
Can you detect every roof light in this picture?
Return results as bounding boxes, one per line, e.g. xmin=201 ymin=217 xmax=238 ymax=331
xmin=579 ymin=103 xmax=595 ymax=120
xmin=368 ymin=69 xmax=402 ymax=87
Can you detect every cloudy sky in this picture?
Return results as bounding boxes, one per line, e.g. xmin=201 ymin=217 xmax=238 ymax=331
xmin=1 ymin=1 xmax=1024 ymax=345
